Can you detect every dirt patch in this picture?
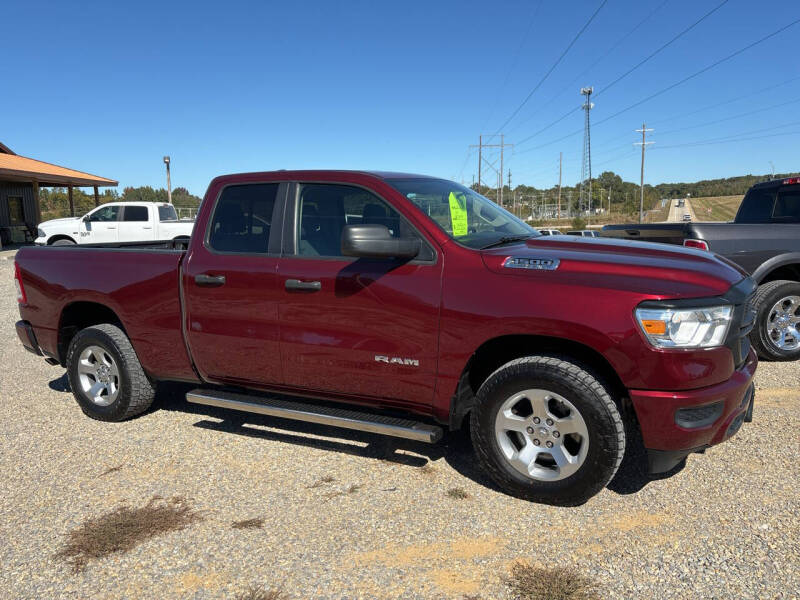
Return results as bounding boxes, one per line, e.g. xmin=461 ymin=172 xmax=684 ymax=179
xmin=351 ymin=536 xmax=503 ymax=568
xmin=55 ymin=496 xmax=202 ymax=572
xmin=235 ymin=585 xmax=288 ymax=600
xmin=429 ymin=567 xmax=482 ymax=595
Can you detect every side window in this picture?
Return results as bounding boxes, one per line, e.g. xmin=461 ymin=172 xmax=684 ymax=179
xmin=208 ymin=183 xmax=278 ymax=253
xmin=122 ymin=206 xmax=149 ymax=222
xmin=773 ymin=189 xmax=800 ymax=222
xmin=296 ymin=184 xmax=431 ymax=259
xmin=88 ymin=206 xmax=120 ymax=222
xmin=736 ymin=189 xmax=775 ymax=223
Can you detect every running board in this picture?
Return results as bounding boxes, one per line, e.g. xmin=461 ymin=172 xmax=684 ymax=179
xmin=186 ymin=388 xmax=443 ymax=444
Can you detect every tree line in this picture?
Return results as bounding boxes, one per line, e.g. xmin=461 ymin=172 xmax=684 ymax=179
xmin=39 ymin=186 xmax=203 ymax=219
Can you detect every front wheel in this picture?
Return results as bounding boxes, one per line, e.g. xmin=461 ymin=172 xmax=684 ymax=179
xmin=470 ymin=356 xmax=625 ymax=506
xmin=66 ymin=324 xmax=156 ymax=421
xmin=750 ymin=280 xmax=800 ymax=361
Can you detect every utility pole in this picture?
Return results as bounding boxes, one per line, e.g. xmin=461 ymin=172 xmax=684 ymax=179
xmin=507 ymin=169 xmax=512 ymax=214
xmin=163 ymin=156 xmax=172 ymax=204
xmin=567 ymin=190 xmax=573 ymax=217
xmin=470 ymin=135 xmax=513 ymax=205
xmin=557 ymin=152 xmax=562 ymax=219
xmin=635 ymin=123 xmax=654 ymax=224
xmin=579 ymin=87 xmax=594 ymax=216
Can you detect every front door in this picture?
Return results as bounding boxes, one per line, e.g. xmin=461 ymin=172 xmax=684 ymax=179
xmin=81 ymin=204 xmax=119 ymax=243
xmin=277 ymin=182 xmax=442 ymax=409
xmin=182 ymin=182 xmax=285 ymax=387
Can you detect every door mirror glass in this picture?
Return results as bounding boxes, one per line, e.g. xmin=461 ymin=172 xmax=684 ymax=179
xmin=341 ymin=224 xmax=420 ymax=259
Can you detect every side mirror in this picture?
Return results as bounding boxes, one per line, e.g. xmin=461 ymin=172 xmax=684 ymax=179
xmin=341 ymin=224 xmax=420 ymax=259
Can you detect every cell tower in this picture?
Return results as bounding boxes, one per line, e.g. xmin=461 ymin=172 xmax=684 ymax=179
xmin=579 ymin=87 xmax=594 ymax=214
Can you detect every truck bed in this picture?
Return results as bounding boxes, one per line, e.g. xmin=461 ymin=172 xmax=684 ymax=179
xmin=15 ymin=243 xmax=197 ymax=382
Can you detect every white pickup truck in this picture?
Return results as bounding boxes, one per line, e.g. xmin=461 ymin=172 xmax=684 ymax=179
xmin=35 ymin=202 xmax=194 ymax=245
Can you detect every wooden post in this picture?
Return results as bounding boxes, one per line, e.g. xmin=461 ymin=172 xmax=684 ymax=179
xmin=32 ymin=180 xmax=41 ymax=225
xmin=93 ymin=186 xmax=100 ymax=207
xmin=68 ymin=185 xmax=74 ymax=217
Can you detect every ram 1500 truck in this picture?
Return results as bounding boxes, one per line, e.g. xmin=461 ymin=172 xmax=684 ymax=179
xmin=603 ymin=177 xmax=800 ymax=361
xmin=35 ymin=202 xmax=194 ymax=246
xmin=14 ymin=170 xmax=758 ymax=506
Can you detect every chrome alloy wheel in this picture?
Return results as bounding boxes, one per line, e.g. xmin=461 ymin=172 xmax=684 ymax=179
xmin=494 ymin=389 xmax=589 ymax=481
xmin=77 ymin=345 xmax=121 ymax=406
xmin=766 ymin=295 xmax=800 ymax=351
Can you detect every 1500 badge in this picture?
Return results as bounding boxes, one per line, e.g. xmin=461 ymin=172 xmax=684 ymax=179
xmin=375 ymin=355 xmax=419 ymax=367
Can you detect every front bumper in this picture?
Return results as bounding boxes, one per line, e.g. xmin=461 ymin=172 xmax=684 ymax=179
xmin=630 ymin=348 xmax=757 ymax=473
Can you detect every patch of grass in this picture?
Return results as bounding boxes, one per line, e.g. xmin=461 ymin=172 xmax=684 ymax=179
xmin=56 ymin=496 xmax=202 ymax=572
xmin=235 ymin=585 xmax=288 ymax=600
xmin=446 ymin=487 xmax=470 ymax=500
xmin=506 ymin=563 xmax=599 ymax=600
xmin=97 ymin=464 xmax=123 ymax=477
xmin=231 ymin=517 xmax=265 ymax=530
xmin=307 ymin=475 xmax=336 ymax=489
xmin=689 ymin=195 xmax=742 ymax=221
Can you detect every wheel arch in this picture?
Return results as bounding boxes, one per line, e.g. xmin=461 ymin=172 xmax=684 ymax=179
xmin=751 ymin=253 xmax=800 ymax=284
xmin=449 ymin=334 xmax=628 ymax=430
xmin=48 ymin=234 xmax=77 ymax=245
xmin=57 ymin=301 xmax=127 ymax=366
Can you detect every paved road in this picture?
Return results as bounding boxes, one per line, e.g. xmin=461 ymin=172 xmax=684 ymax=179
xmin=1 ymin=256 xmax=798 ymax=599
xmin=666 ymin=199 xmax=694 ymax=223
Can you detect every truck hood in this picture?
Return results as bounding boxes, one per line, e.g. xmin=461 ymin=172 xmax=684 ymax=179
xmin=481 ymin=235 xmax=747 ymax=299
xmin=39 ymin=217 xmax=80 ymax=229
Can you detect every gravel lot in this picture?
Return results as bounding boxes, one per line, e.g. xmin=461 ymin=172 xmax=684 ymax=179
xmin=1 ymin=251 xmax=798 ymax=599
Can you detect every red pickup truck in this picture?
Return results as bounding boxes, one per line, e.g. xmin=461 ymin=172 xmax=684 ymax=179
xmin=14 ymin=170 xmax=757 ymax=505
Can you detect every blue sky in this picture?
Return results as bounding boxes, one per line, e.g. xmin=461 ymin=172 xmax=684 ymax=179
xmin=2 ymin=0 xmax=798 ymax=196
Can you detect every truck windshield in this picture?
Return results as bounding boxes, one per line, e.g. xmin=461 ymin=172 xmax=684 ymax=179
xmin=386 ymin=178 xmax=538 ymax=249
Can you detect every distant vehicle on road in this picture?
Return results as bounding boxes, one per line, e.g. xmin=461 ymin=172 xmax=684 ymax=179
xmin=603 ymin=176 xmax=800 ymax=361
xmin=682 ymin=214 xmax=692 ymax=222
xmin=537 ymin=228 xmax=562 ymax=236
xmin=566 ymin=230 xmax=599 ymax=237
xmin=35 ymin=202 xmax=194 ymax=246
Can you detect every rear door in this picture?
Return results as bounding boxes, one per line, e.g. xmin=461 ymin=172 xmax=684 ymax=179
xmin=182 ymin=182 xmax=286 ymax=387
xmin=276 ymin=182 xmax=442 ymax=409
xmin=118 ymin=205 xmax=154 ymax=241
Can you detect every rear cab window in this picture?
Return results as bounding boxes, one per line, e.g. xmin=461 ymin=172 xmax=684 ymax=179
xmin=158 ymin=205 xmax=178 ymax=221
xmin=773 ymin=188 xmax=800 ymax=222
xmin=736 ymin=188 xmax=776 ymax=223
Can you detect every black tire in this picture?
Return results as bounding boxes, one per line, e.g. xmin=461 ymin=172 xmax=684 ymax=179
xmin=52 ymin=238 xmax=76 ymax=246
xmin=750 ymin=280 xmax=800 ymax=362
xmin=470 ymin=356 xmax=625 ymax=506
xmin=66 ymin=324 xmax=156 ymax=421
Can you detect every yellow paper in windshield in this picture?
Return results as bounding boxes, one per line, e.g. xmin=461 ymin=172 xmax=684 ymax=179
xmin=448 ymin=191 xmax=468 ymax=237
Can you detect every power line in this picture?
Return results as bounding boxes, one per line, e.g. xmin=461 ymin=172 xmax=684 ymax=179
xmin=480 ymin=0 xmax=545 ymax=133
xmin=508 ymin=0 xmax=672 ymax=135
xmin=516 ymin=17 xmax=800 ymax=154
xmin=493 ymin=0 xmax=609 ymax=134
xmin=658 ymin=97 xmax=800 ymax=136
xmin=594 ymin=0 xmax=730 ymax=99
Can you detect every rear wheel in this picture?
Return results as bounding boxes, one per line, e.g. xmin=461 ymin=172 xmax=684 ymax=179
xmin=470 ymin=356 xmax=625 ymax=506
xmin=52 ymin=238 xmax=76 ymax=246
xmin=66 ymin=324 xmax=156 ymax=421
xmin=750 ymin=280 xmax=800 ymax=361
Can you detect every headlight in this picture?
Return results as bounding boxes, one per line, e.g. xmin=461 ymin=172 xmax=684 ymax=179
xmin=37 ymin=228 xmax=46 ymax=238
xmin=635 ymin=304 xmax=732 ymax=348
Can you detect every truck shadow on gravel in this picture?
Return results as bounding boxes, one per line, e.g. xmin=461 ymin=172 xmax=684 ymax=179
xmin=49 ymin=375 xmax=685 ymax=500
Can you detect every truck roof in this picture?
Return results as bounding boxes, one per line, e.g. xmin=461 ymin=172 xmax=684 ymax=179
xmin=213 ymin=170 xmax=442 ymax=182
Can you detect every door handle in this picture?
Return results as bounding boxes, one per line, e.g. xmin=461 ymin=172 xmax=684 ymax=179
xmin=195 ymin=273 xmax=226 ymax=287
xmin=143 ymin=226 xmax=153 ymax=229
xmin=285 ymin=279 xmax=321 ymax=291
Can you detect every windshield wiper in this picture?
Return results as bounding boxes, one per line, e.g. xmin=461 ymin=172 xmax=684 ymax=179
xmin=479 ymin=235 xmax=532 ymax=250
